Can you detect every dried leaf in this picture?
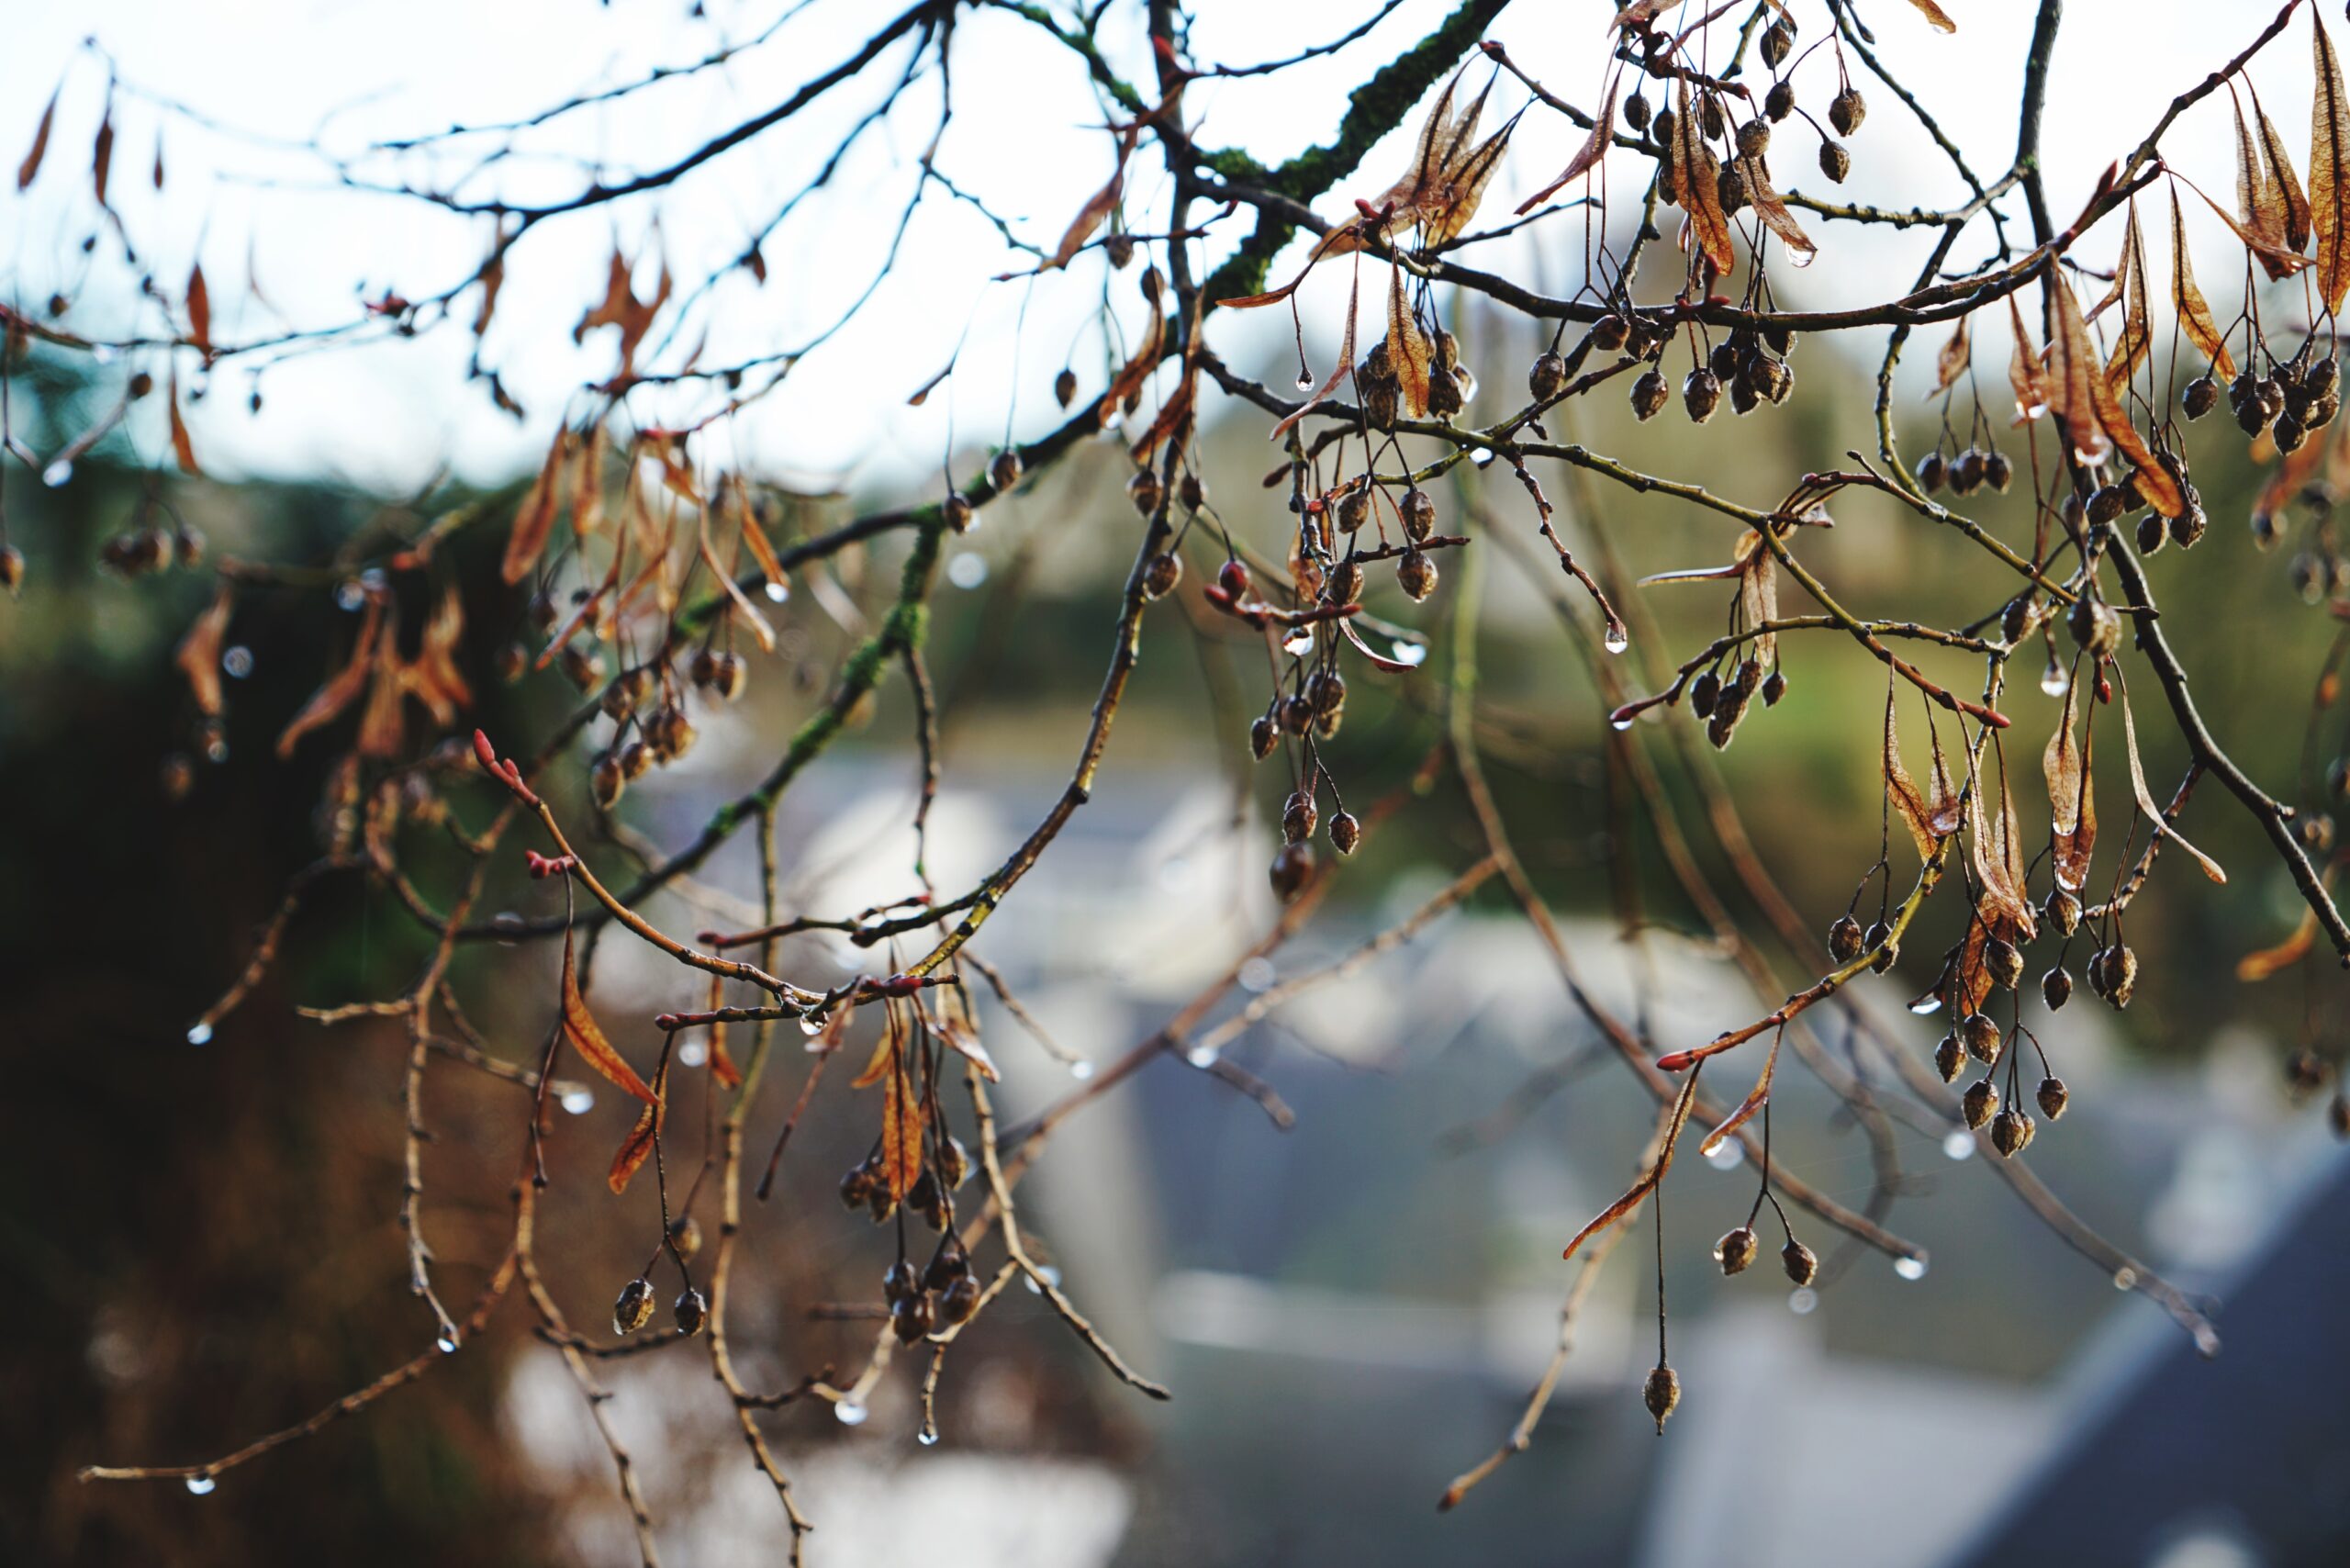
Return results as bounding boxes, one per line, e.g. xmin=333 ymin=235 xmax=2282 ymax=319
xmin=879 ymin=1051 xmax=925 ymax=1202
xmin=17 ymin=85 xmax=57 ymax=190
xmin=1927 ymin=314 xmax=1971 ymax=402
xmin=166 ymin=365 xmax=201 ymax=476
xmin=1904 ymin=0 xmax=1956 ymax=31
xmin=2007 ymin=297 xmax=2049 ymax=422
xmin=355 ymin=647 xmax=407 ymax=759
xmin=1562 ymin=1078 xmax=1696 ymax=1262
xmin=2101 ymin=203 xmax=2152 ymax=395
xmin=2044 ymin=690 xmax=2098 ymax=891
xmin=277 ymin=600 xmax=382 ymax=757
xmin=608 ymin=1056 xmax=668 ymax=1195
xmin=1698 ymin=1033 xmax=1782 ymax=1156
xmin=405 ymin=585 xmax=472 ymax=725
xmin=562 ymin=934 xmax=659 ymax=1104
xmin=2120 ymin=687 xmax=2227 ymax=882
xmin=1274 ymin=277 xmax=1360 ymax=441
xmin=187 ymin=262 xmax=212 ymax=360
xmin=2253 ymin=90 xmax=2312 ymax=252
xmin=2315 ymin=15 xmax=2350 ymax=314
xmin=500 ymin=432 xmax=568 ymax=585
xmin=1741 ymin=155 xmax=1816 ymax=264
xmin=92 ymin=106 xmax=114 ymax=208
xmin=1387 ymin=260 xmax=1432 ymax=417
xmin=571 ymin=424 xmax=605 ymax=541
xmin=2237 ymin=907 xmax=2317 ymax=981
xmin=1516 ymin=78 xmax=1617 ymax=214
xmin=1673 ymin=82 xmax=1735 ymax=274
xmin=699 ymin=511 xmax=777 ymax=653
xmin=1885 ymin=689 xmax=1939 ymax=862
xmin=575 ymin=247 xmax=671 ymax=375
xmin=2042 ymin=273 xmax=2112 ymax=466
xmin=934 ymin=1012 xmax=1000 ymax=1082
xmin=174 ymin=583 xmax=234 ymax=718
xmin=1044 ymin=128 xmax=1136 ymax=270
xmin=2170 ymin=187 xmax=2238 ymax=380
xmin=730 ymin=473 xmax=790 ymax=597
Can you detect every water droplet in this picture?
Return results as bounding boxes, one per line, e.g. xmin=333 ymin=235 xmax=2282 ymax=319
xmin=1039 ymin=1265 xmax=1062 ymax=1287
xmin=677 ymin=1039 xmax=708 ymax=1069
xmin=490 ymin=912 xmax=524 ymax=946
xmin=41 ymin=459 xmax=73 ymax=487
xmin=799 ymin=1010 xmax=829 ymax=1037
xmin=948 ymin=552 xmax=990 ymax=589
xmin=1894 ymin=1252 xmax=1929 ymax=1282
xmin=1908 ymin=995 xmax=1944 ymax=1016
xmin=1237 ymin=958 xmax=1276 ymax=993
xmin=1281 ymin=628 xmax=1315 ymax=655
xmin=1471 ymin=446 xmax=1497 ymax=468
xmin=1610 ymin=715 xmax=1635 ymax=733
xmin=1788 ymin=1287 xmax=1818 ymax=1316
xmin=1390 ymin=641 xmax=1427 ymax=668
xmin=335 ymin=580 xmax=366 ymax=611
xmin=1704 ymin=1140 xmax=1742 ymax=1170
xmin=834 ymin=1400 xmax=868 ymax=1427
xmin=185 ymin=1475 xmax=216 ymax=1495
xmin=1295 ymin=371 xmax=1315 ymax=391
xmin=917 ymin=1428 xmax=940 ymax=1447
xmin=763 ymin=580 xmax=789 ymax=603
xmin=2039 ymin=659 xmax=2069 ymax=699
xmin=222 ymin=646 xmax=253 ymax=678
xmin=1942 ymin=1128 xmax=1975 ymax=1161
xmin=2192 ymin=1325 xmax=2222 ymax=1358
xmin=1069 ymin=1059 xmax=1095 ymax=1081
xmin=436 ymin=1333 xmax=459 ymax=1353
xmin=559 ymin=1085 xmax=595 ymax=1115
xmin=185 ymin=1022 xmax=214 ymax=1047
xmin=1184 ymin=1044 xmax=1220 ymax=1070
xmin=93 ymin=343 xmax=118 ymax=365
xmin=1603 ymin=622 xmax=1629 ymax=655
xmin=2112 ymin=1266 xmax=2139 ymax=1292
xmin=360 ymin=568 xmax=388 ymax=595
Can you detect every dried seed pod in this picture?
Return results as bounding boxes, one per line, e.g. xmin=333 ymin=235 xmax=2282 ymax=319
xmin=650 ymin=702 xmax=697 ymax=762
xmin=1709 ymin=339 xmax=1742 ymax=380
xmin=1054 ymin=366 xmax=1080 ymax=408
xmin=890 ymin=1294 xmax=928 ymax=1345
xmin=619 ymin=740 xmax=654 ymax=780
xmin=669 ymin=1215 xmax=703 ymax=1262
xmin=2043 ymin=886 xmax=2081 ymax=935
xmin=1650 ymin=107 xmax=1678 ymax=151
xmin=528 ymin=589 xmax=560 ymax=632
xmin=1329 ymin=810 xmax=1362 ymax=856
xmin=1328 ymin=559 xmax=1366 ymax=605
xmin=1217 ymin=559 xmax=1251 ymax=599
xmin=2042 ymin=964 xmax=2073 ymax=1011
xmin=1247 ymin=714 xmax=1277 ymax=759
xmin=1985 ymin=449 xmax=2014 ymax=491
xmin=713 ymin=656 xmax=745 ymax=708
xmin=1282 ymin=789 xmax=1318 ymax=844
xmin=2097 ymin=943 xmax=2138 ymax=1008
xmin=839 ymin=1164 xmax=875 ymax=1209
xmin=1270 ymin=841 xmax=1315 ymax=903
xmin=867 ymin=1178 xmax=898 ymax=1224
xmin=1643 ymin=1363 xmax=1681 ymax=1434
xmin=1916 ymin=451 xmax=1947 ymax=494
xmin=1400 ymin=487 xmax=1437 ymax=542
xmin=1963 ymin=1078 xmax=1999 ymax=1130
xmin=591 ymin=752 xmax=627 ymax=809
xmin=673 ymin=1287 xmax=708 ymax=1337
xmin=1337 ymin=488 xmax=1371 ymax=532
xmin=1752 ymin=355 xmax=1794 ymax=405
xmin=1716 ymin=165 xmax=1749 ymax=214
xmin=923 ymin=1239 xmax=969 ymax=1294
xmin=1717 ymin=1226 xmax=1760 ymax=1275
xmin=990 ymin=450 xmax=1024 ymax=493
xmin=1934 ymin=1033 xmax=1965 ymax=1083
xmin=1143 ymin=551 xmax=1183 ymax=600
xmin=942 ymin=1273 xmax=983 ymax=1324
xmin=2237 ymin=395 xmax=2271 ymax=437
xmin=1985 ymin=937 xmax=2024 ymax=991
xmin=1737 ymin=118 xmax=1773 ymax=159
xmin=1529 ymin=352 xmax=1568 ymax=400
xmin=1781 ymin=1238 xmax=1818 ymax=1286
xmin=1818 ymin=140 xmax=1851 ymax=183
xmin=1761 ymin=19 xmax=1795 ymax=66
xmin=2258 ymin=377 xmax=2287 ymax=420
xmin=1989 ymin=1109 xmax=2030 ymax=1158
xmin=1865 ymin=920 xmax=1898 ymax=973
xmin=613 ymin=1277 xmax=656 ymax=1336
xmin=1683 ymin=368 xmax=1722 ymax=423
xmin=1179 ymin=471 xmax=1205 ymax=511
xmin=1765 ymin=79 xmax=1796 ymax=121
xmin=1829 ymin=87 xmax=1867 ymax=136
xmin=2066 ymin=595 xmax=2121 ymax=657
xmin=1689 ymin=668 xmax=1721 ymax=719
xmin=1828 ymin=914 xmax=1864 ymax=965
xmin=1127 ymin=469 xmax=1164 ymax=517
xmin=559 ymin=643 xmax=604 ymax=692
xmin=1631 ymin=368 xmax=1670 ymax=420
xmin=1951 ymin=448 xmax=1986 ymax=496
xmin=2087 ymin=484 xmax=2132 ymax=527
xmin=1761 ymin=669 xmax=1787 ymax=706
xmin=2036 ymin=1076 xmax=2070 ymax=1121
xmin=939 ymin=1136 xmax=969 ymax=1188
xmin=1962 ymin=1011 xmax=2003 ymax=1065
xmin=2182 ymin=375 xmax=2220 ymax=420
xmin=2136 ymin=510 xmax=2167 ymax=555
xmin=2309 ymin=389 xmax=2342 ymax=428
xmin=689 ymin=647 xmax=721 ymax=689
xmin=884 ymin=1258 xmax=920 ymax=1304
xmin=1625 ymin=95 xmax=1652 ymax=132
xmin=1729 ymin=373 xmax=1761 ymax=416
xmin=2276 ymin=414 xmax=2310 ymax=455
xmin=1281 ymin=692 xmax=1314 ymax=734
xmin=945 ymin=492 xmax=976 ymax=534
xmin=1397 ymin=548 xmax=1438 ymax=601
xmin=1592 ymin=314 xmax=1631 ymax=353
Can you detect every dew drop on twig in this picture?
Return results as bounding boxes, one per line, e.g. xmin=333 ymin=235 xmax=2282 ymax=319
xmin=185 ymin=1475 xmax=216 ymax=1495
xmin=833 ymin=1400 xmax=868 ymax=1427
xmin=185 ymin=1022 xmax=214 ymax=1047
xmin=1704 ymin=1140 xmax=1742 ymax=1170
xmin=1894 ymin=1252 xmax=1929 ymax=1282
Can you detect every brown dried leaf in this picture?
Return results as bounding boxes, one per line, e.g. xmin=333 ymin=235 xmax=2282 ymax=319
xmin=17 ymin=85 xmax=58 ymax=190
xmin=880 ymin=1059 xmax=925 ymax=1202
xmin=166 ymin=366 xmax=201 ymax=476
xmin=1673 ymin=82 xmax=1734 ymax=275
xmin=2102 ymin=203 xmax=2152 ymax=395
xmin=499 ymin=432 xmax=568 ymax=586
xmin=355 ymin=642 xmax=407 ymax=759
xmin=562 ymin=934 xmax=659 ymax=1104
xmin=1904 ymin=0 xmax=1956 ymax=31
xmin=2237 ymin=907 xmax=2317 ymax=981
xmin=1516 ymin=78 xmax=1617 ymax=215
xmin=1885 ymin=689 xmax=1939 ymax=862
xmin=935 ymin=1012 xmax=1001 ymax=1081
xmin=571 ymin=424 xmax=605 ymax=541
xmin=729 ymin=472 xmax=790 ymax=598
xmin=174 ymin=583 xmax=234 ymax=718
xmin=277 ymin=600 xmax=382 ymax=757
xmin=2042 ymin=272 xmax=2111 ymax=466
xmin=92 ymin=106 xmax=114 ymax=208
xmin=2315 ymin=16 xmax=2350 ymax=314
xmin=608 ymin=1056 xmax=668 ymax=1195
xmin=1045 ymin=129 xmax=1136 ymax=271
xmin=2254 ymin=91 xmax=2312 ymax=252
xmin=2193 ymin=175 xmax=2312 ymax=277
xmin=1562 ymin=1079 xmax=1696 ymax=1262
xmin=2120 ymin=686 xmax=2226 ymax=882
xmin=1927 ymin=314 xmax=1971 ymax=401
xmin=1387 ymin=260 xmax=1432 ymax=417
xmin=699 ymin=511 xmax=777 ymax=653
xmin=1741 ymin=155 xmax=1816 ymax=263
xmin=187 ymin=262 xmax=211 ymax=360
xmin=405 ymin=585 xmax=473 ymax=725
xmin=2171 ymin=187 xmax=2238 ymax=380
xmin=2007 ymin=297 xmax=2050 ymax=423
xmin=2044 ymin=690 xmax=2098 ymax=891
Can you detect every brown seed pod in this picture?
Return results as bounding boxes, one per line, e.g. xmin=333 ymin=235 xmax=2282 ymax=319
xmin=1684 ymin=368 xmax=1722 ymax=422
xmin=890 ymin=1294 xmax=927 ymax=1345
xmin=1529 ymin=352 xmax=1568 ymax=401
xmin=1818 ymin=140 xmax=1851 ymax=182
xmin=1397 ymin=548 xmax=1438 ymax=602
xmin=1761 ymin=668 xmax=1787 ymax=706
xmin=1650 ymin=107 xmax=1678 ymax=151
xmin=1400 ymin=487 xmax=1437 ymax=542
xmin=1689 ymin=668 xmax=1721 ymax=718
xmin=1625 ymin=95 xmax=1652 ymax=132
xmin=1328 ymin=558 xmax=1366 ymax=605
xmin=1631 ymin=368 xmax=1670 ymax=420
xmin=2043 ymin=885 xmax=2082 ymax=935
xmin=1828 ymin=914 xmax=1863 ymax=964
xmin=1281 ymin=692 xmax=1314 ymax=734
xmin=2042 ymin=965 xmax=2073 ymax=1011
xmin=1281 ymin=789 xmax=1317 ymax=844
xmin=1782 ymin=1238 xmax=1818 ymax=1286
xmin=1126 ymin=469 xmax=1164 ymax=517
xmin=669 ymin=1215 xmax=703 ymax=1262
xmin=990 ymin=450 xmax=1023 ymax=494
xmin=1179 ymin=471 xmax=1205 ymax=511
xmin=1985 ymin=937 xmax=2024 ymax=991
xmin=2097 ymin=943 xmax=2138 ymax=1008
xmin=1916 ymin=451 xmax=1946 ymax=493
xmin=1765 ymin=79 xmax=1796 ymax=121
xmin=1716 ymin=165 xmax=1749 ymax=214
xmin=613 ymin=1277 xmax=656 ymax=1336
xmin=673 ymin=1287 xmax=709 ymax=1337
xmin=1761 ymin=18 xmax=1794 ymax=66
xmin=1984 ymin=449 xmax=2014 ymax=491
xmin=1717 ymin=1226 xmax=1759 ymax=1276
xmin=591 ymin=753 xmax=627 ymax=809
xmin=1592 ymin=314 xmax=1631 ymax=353
xmin=619 ymin=740 xmax=654 ymax=780
xmin=1054 ymin=367 xmax=1079 ymax=408
xmin=1865 ymin=920 xmax=1898 ymax=973
xmin=1963 ymin=1078 xmax=1999 ymax=1130
xmin=942 ymin=1273 xmax=983 ymax=1325
xmin=1962 ymin=1011 xmax=2003 ymax=1065
xmin=1217 ymin=559 xmax=1251 ymax=599
xmin=1830 ymin=87 xmax=1867 ymax=137
xmin=2036 ymin=1076 xmax=2070 ymax=1121
xmin=2066 ymin=595 xmax=2121 ymax=657
xmin=1934 ymin=1034 xmax=1965 ymax=1083
xmin=1737 ymin=118 xmax=1773 ymax=159
xmin=884 ymin=1258 xmax=919 ymax=1303
xmin=1643 ymin=1363 xmax=1681 ymax=1433
xmin=1951 ymin=448 xmax=1986 ymax=496
xmin=945 ymin=492 xmax=976 ymax=534
xmin=2275 ymin=414 xmax=2309 ymax=454
xmin=1329 ymin=810 xmax=1361 ymax=856
xmin=1143 ymin=551 xmax=1183 ymax=600
xmin=839 ymin=1165 xmax=875 ymax=1209
xmin=714 ymin=654 xmax=748 ymax=700
xmin=923 ymin=1239 xmax=969 ymax=1294
xmin=1270 ymin=841 xmax=1315 ymax=903
xmin=1990 ymin=1109 xmax=2030 ymax=1159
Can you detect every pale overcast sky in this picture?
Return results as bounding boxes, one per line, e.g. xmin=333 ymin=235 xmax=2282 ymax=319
xmin=0 ymin=1 xmax=2317 ymax=494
